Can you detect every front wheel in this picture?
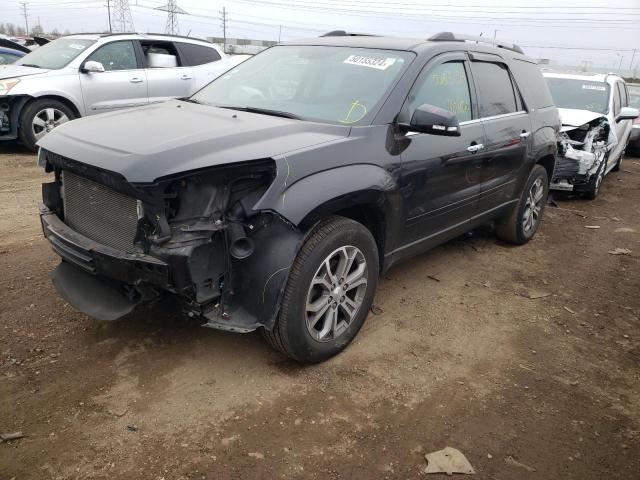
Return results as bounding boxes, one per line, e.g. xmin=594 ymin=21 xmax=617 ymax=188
xmin=495 ymin=164 xmax=549 ymax=245
xmin=18 ymin=98 xmax=76 ymax=151
xmin=263 ymin=216 xmax=379 ymax=363
xmin=581 ymin=160 xmax=605 ymax=200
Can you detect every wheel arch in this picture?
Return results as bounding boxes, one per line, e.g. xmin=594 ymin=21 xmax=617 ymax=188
xmin=22 ymin=94 xmax=82 ymax=119
xmin=535 ymin=153 xmax=556 ymax=181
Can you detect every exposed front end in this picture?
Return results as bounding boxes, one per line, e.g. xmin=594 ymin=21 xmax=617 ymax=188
xmin=550 ymin=115 xmax=610 ymax=193
xmin=39 ymin=149 xmax=303 ymax=332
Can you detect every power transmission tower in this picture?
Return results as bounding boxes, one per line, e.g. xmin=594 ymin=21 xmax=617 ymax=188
xmin=20 ymin=2 xmax=29 ymax=36
xmin=111 ymin=0 xmax=135 ymax=33
xmin=156 ymin=0 xmax=187 ymax=35
xmin=220 ymin=6 xmax=227 ymax=53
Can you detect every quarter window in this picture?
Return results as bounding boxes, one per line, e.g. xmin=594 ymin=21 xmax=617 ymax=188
xmin=408 ymin=61 xmax=472 ymax=122
xmin=87 ymin=41 xmax=137 ymax=71
xmin=178 ymin=43 xmax=221 ymax=66
xmin=472 ymin=62 xmax=518 ymax=117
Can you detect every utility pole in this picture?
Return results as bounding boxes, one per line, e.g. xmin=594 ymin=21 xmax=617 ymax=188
xmin=630 ymin=49 xmax=637 ymax=72
xmin=20 ymin=2 xmax=29 ymax=36
xmin=106 ymin=0 xmax=112 ymax=33
xmin=278 ymin=24 xmax=282 ymax=43
xmin=220 ymin=6 xmax=227 ymax=54
xmin=492 ymin=29 xmax=498 ymax=46
xmin=618 ymin=54 xmax=624 ymax=73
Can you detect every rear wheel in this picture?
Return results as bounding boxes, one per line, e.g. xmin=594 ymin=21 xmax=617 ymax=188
xmin=263 ymin=216 xmax=379 ymax=363
xmin=495 ymin=164 xmax=548 ymax=245
xmin=18 ymin=98 xmax=75 ymax=151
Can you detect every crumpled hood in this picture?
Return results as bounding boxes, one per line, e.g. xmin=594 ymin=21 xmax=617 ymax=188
xmin=0 ymin=64 xmax=49 ymax=80
xmin=558 ymin=108 xmax=607 ymax=132
xmin=38 ymin=100 xmax=351 ymax=183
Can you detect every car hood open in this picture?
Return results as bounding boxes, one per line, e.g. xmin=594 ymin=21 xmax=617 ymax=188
xmin=38 ymin=100 xmax=351 ymax=183
xmin=0 ymin=64 xmax=49 ymax=79
xmin=558 ymin=108 xmax=607 ymax=132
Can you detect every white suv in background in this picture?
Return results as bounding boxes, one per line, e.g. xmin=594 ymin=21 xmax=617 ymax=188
xmin=544 ymin=71 xmax=638 ymax=198
xmin=0 ymin=33 xmax=238 ymax=150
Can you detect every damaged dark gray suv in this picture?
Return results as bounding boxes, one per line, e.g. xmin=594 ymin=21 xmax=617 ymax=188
xmin=38 ymin=32 xmax=559 ymax=362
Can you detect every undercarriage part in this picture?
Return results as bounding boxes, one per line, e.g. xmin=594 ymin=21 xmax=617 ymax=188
xmin=0 ymin=103 xmax=9 ymax=133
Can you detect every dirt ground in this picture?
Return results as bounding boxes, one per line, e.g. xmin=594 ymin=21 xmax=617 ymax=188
xmin=1 ymin=144 xmax=639 ymax=480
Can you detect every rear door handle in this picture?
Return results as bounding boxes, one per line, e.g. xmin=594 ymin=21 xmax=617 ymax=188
xmin=467 ymin=143 xmax=485 ymax=153
xmin=520 ymin=131 xmax=531 ymax=139
xmin=130 ymin=77 xmax=143 ymax=83
xmin=180 ymin=74 xmax=193 ymax=80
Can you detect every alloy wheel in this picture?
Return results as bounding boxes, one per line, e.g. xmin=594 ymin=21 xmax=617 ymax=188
xmin=32 ymin=108 xmax=70 ymax=140
xmin=523 ymin=177 xmax=544 ymax=233
xmin=305 ymin=245 xmax=368 ymax=342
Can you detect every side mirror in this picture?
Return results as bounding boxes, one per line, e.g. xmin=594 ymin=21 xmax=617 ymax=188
xmin=617 ymin=106 xmax=639 ymax=122
xmin=81 ymin=60 xmax=105 ymax=73
xmin=402 ymin=104 xmax=461 ymax=136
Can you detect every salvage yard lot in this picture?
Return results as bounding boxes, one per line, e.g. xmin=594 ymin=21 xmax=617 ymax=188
xmin=1 ymin=145 xmax=639 ymax=479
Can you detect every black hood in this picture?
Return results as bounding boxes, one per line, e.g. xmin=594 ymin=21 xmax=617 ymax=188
xmin=38 ymin=100 xmax=351 ymax=183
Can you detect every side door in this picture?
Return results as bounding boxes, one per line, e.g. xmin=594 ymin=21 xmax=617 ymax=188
xmin=79 ymin=40 xmax=148 ymax=114
xmin=468 ymin=55 xmax=532 ymax=213
xmin=140 ymin=40 xmax=194 ymax=103
xmin=398 ymin=53 xmax=487 ymax=251
xmin=176 ymin=42 xmax=229 ymax=91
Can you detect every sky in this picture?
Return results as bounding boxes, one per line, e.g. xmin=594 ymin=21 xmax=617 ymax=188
xmin=1 ymin=0 xmax=639 ymax=70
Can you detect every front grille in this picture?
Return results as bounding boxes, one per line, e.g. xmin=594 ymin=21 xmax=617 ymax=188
xmin=62 ymin=171 xmax=139 ymax=253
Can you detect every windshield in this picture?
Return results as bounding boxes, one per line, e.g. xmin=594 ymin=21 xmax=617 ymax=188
xmin=16 ymin=38 xmax=95 ymax=69
xmin=545 ymin=77 xmax=610 ymax=114
xmin=192 ymin=45 xmax=414 ymax=125
xmin=628 ymin=85 xmax=640 ymax=109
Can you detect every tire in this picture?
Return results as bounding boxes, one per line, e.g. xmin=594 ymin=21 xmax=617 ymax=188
xmin=581 ymin=159 xmax=606 ymax=200
xmin=495 ymin=164 xmax=548 ymax=245
xmin=611 ymin=148 xmax=625 ymax=172
xmin=263 ymin=216 xmax=379 ymax=363
xmin=18 ymin=98 xmax=76 ymax=151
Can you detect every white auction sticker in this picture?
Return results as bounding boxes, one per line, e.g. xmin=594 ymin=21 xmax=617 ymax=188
xmin=343 ymin=55 xmax=396 ymax=70
xmin=582 ymin=84 xmax=606 ymax=91
xmin=69 ymin=44 xmax=87 ymax=50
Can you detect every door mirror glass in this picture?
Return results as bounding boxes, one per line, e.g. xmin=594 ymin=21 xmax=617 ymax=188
xmin=408 ymin=104 xmax=461 ymax=136
xmin=617 ymin=106 xmax=639 ymax=122
xmin=82 ymin=60 xmax=105 ymax=73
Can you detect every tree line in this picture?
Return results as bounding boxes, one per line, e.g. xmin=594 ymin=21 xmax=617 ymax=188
xmin=0 ymin=23 xmax=71 ymax=38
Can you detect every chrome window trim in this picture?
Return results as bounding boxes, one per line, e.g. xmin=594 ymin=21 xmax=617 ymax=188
xmin=459 ymin=110 xmax=527 ymax=126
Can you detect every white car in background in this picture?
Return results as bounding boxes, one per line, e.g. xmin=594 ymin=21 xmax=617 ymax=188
xmin=0 ymin=33 xmax=236 ymax=150
xmin=544 ymin=72 xmax=638 ymax=199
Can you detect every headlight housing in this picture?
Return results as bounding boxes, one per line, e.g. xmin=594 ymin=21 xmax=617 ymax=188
xmin=0 ymin=78 xmax=20 ymax=95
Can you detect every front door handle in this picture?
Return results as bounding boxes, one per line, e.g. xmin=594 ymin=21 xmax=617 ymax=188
xmin=520 ymin=131 xmax=531 ymax=139
xmin=467 ymin=143 xmax=485 ymax=153
xmin=180 ymin=74 xmax=193 ymax=80
xmin=130 ymin=77 xmax=143 ymax=83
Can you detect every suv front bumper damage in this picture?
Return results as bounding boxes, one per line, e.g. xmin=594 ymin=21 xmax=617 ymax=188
xmin=41 ymin=205 xmax=304 ymax=332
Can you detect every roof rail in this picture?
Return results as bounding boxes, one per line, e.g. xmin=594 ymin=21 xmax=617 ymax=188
xmin=320 ymin=30 xmax=376 ymax=37
xmin=96 ymin=31 xmax=211 ymax=43
xmin=428 ymin=31 xmax=524 ymax=55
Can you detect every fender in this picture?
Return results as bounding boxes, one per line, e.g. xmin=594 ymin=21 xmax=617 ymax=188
xmin=263 ymin=163 xmax=400 ymax=226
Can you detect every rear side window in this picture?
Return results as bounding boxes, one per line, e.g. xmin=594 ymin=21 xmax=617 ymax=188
xmin=178 ymin=43 xmax=221 ymax=66
xmin=407 ymin=61 xmax=472 ymax=122
xmin=472 ymin=62 xmax=518 ymax=117
xmin=511 ymin=59 xmax=554 ymax=109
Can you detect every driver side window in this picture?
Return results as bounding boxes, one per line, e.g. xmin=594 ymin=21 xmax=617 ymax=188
xmin=408 ymin=61 xmax=472 ymax=122
xmin=87 ymin=41 xmax=138 ymax=71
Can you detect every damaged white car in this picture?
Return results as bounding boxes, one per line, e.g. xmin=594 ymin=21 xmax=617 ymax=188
xmin=544 ymin=72 xmax=638 ymax=199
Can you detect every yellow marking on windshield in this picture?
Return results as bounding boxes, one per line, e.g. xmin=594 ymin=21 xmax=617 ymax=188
xmin=339 ymin=100 xmax=367 ymax=124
